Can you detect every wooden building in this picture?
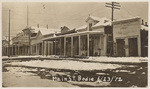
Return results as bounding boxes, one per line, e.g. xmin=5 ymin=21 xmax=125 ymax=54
xmin=43 ymin=16 xmax=112 ymax=57
xmin=112 ymin=17 xmax=141 ymax=57
xmin=2 ymin=16 xmax=148 ymax=57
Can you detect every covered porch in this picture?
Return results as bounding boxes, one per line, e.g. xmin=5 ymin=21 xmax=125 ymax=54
xmin=43 ymin=31 xmax=107 ymax=57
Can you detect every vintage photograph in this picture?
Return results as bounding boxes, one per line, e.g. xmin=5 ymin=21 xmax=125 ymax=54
xmin=2 ymin=1 xmax=148 ymax=87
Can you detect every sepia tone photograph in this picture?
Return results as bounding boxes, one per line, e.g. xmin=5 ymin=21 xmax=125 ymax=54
xmin=1 ymin=1 xmax=148 ymax=87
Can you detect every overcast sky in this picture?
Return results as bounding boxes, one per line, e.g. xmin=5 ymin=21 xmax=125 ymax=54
xmin=2 ymin=2 xmax=148 ymax=38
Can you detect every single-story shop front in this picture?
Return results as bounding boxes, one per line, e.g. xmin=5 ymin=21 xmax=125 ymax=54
xmin=3 ymin=16 xmax=148 ymax=57
xmin=33 ymin=16 xmax=147 ymax=57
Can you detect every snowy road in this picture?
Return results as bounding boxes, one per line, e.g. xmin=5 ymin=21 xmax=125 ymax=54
xmin=5 ymin=60 xmax=124 ymax=71
xmin=2 ymin=58 xmax=148 ymax=87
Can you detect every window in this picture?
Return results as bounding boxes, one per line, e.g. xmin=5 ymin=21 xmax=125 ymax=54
xmin=89 ymin=23 xmax=92 ymax=31
xmin=108 ymin=34 xmax=113 ymax=42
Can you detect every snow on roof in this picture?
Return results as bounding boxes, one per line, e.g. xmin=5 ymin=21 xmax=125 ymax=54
xmin=39 ymin=28 xmax=60 ymax=36
xmin=29 ymin=26 xmax=40 ymax=33
xmin=89 ymin=16 xmax=102 ymax=21
xmin=141 ymin=25 xmax=148 ymax=31
xmin=92 ymin=17 xmax=111 ymax=28
xmin=112 ymin=16 xmax=140 ymax=23
xmin=86 ymin=15 xmax=102 ymax=22
xmin=27 ymin=26 xmax=60 ymax=35
xmin=76 ymin=25 xmax=87 ymax=30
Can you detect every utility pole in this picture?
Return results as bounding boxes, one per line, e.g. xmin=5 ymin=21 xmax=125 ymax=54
xmin=105 ymin=2 xmax=121 ymax=21
xmin=8 ymin=9 xmax=11 ymax=57
xmin=105 ymin=2 xmax=121 ymax=56
xmin=27 ymin=5 xmax=29 ymax=26
xmin=27 ymin=5 xmax=31 ymax=55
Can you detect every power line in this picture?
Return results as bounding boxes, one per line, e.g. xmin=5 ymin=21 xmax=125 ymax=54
xmin=105 ymin=2 xmax=121 ymax=21
xmin=121 ymin=4 xmax=133 ymax=17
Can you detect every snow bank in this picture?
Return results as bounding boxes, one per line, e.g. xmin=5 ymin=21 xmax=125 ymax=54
xmin=7 ymin=60 xmax=123 ymax=71
xmin=87 ymin=57 xmax=148 ymax=63
xmin=3 ymin=56 xmax=147 ymax=63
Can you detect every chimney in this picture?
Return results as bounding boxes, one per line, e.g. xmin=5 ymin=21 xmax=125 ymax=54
xmin=141 ymin=19 xmax=144 ymax=25
xmin=60 ymin=27 xmax=63 ymax=30
xmin=145 ymin=22 xmax=148 ymax=27
xmin=46 ymin=25 xmax=48 ymax=29
xmin=37 ymin=24 xmax=39 ymax=28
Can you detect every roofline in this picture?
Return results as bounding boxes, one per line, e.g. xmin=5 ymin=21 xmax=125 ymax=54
xmin=85 ymin=16 xmax=99 ymax=22
xmin=92 ymin=24 xmax=111 ymax=28
xmin=112 ymin=17 xmax=141 ymax=24
xmin=43 ymin=31 xmax=104 ymax=41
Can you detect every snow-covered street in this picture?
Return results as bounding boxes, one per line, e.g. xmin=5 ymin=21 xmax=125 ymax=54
xmin=2 ymin=57 xmax=148 ymax=87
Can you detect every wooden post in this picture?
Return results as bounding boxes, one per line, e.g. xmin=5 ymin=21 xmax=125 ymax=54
xmin=48 ymin=42 xmax=49 ymax=56
xmin=46 ymin=41 xmax=48 ymax=56
xmin=79 ymin=35 xmax=81 ymax=56
xmin=64 ymin=37 xmax=66 ymax=56
xmin=103 ymin=34 xmax=107 ymax=56
xmin=71 ymin=36 xmax=73 ymax=57
xmin=99 ymin=35 xmax=101 ymax=56
xmin=87 ymin=34 xmax=89 ymax=56
xmin=42 ymin=41 xmax=44 ymax=56
xmin=60 ymin=38 xmax=62 ymax=55
xmin=125 ymin=38 xmax=129 ymax=57
xmin=11 ymin=45 xmax=13 ymax=56
xmin=36 ymin=44 xmax=38 ymax=55
xmin=55 ymin=39 xmax=57 ymax=55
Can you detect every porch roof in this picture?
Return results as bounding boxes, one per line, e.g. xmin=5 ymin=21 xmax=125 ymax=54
xmin=43 ymin=31 xmax=103 ymax=41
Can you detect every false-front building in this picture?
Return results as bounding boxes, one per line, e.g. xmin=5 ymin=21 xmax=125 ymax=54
xmin=43 ymin=16 xmax=112 ymax=57
xmin=3 ymin=16 xmax=148 ymax=57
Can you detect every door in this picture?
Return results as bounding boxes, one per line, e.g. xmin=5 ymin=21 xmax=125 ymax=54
xmin=128 ymin=38 xmax=138 ymax=56
xmin=66 ymin=37 xmax=71 ymax=57
xmin=39 ymin=43 xmax=42 ymax=55
xmin=116 ymin=39 xmax=125 ymax=57
xmin=89 ymin=39 xmax=94 ymax=56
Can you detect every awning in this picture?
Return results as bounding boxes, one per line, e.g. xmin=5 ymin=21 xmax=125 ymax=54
xmin=43 ymin=31 xmax=103 ymax=41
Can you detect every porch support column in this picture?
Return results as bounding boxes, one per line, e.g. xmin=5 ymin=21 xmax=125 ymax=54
xmin=16 ymin=45 xmax=18 ymax=55
xmin=60 ymin=38 xmax=62 ymax=55
xmin=103 ymin=34 xmax=107 ymax=56
xmin=46 ymin=41 xmax=48 ymax=56
xmin=99 ymin=35 xmax=101 ymax=56
xmin=55 ymin=39 xmax=57 ymax=55
xmin=31 ymin=45 xmax=32 ymax=55
xmin=71 ymin=36 xmax=73 ymax=57
xmin=12 ymin=45 xmax=13 ymax=56
xmin=125 ymin=38 xmax=129 ymax=57
xmin=87 ymin=34 xmax=89 ymax=56
xmin=79 ymin=35 xmax=81 ymax=56
xmin=18 ymin=45 xmax=20 ymax=56
xmin=24 ymin=46 xmax=26 ymax=55
xmin=138 ymin=37 xmax=141 ymax=57
xmin=42 ymin=41 xmax=44 ymax=56
xmin=22 ymin=46 xmax=23 ymax=55
xmin=64 ymin=37 xmax=66 ymax=56
xmin=48 ymin=41 xmax=49 ymax=56
xmin=15 ymin=45 xmax=17 ymax=55
xmin=36 ymin=44 xmax=38 ymax=55
xmin=44 ymin=41 xmax=46 ymax=56
xmin=52 ymin=42 xmax=54 ymax=55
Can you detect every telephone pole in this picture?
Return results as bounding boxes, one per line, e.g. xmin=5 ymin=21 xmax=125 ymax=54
xmin=27 ymin=5 xmax=31 ymax=55
xmin=27 ymin=5 xmax=29 ymax=26
xmin=8 ymin=9 xmax=11 ymax=57
xmin=105 ymin=2 xmax=121 ymax=21
xmin=105 ymin=2 xmax=121 ymax=56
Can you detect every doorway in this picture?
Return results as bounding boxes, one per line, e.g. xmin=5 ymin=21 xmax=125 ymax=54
xmin=116 ymin=39 xmax=125 ymax=57
xmin=89 ymin=39 xmax=94 ymax=56
xmin=128 ymin=38 xmax=138 ymax=56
